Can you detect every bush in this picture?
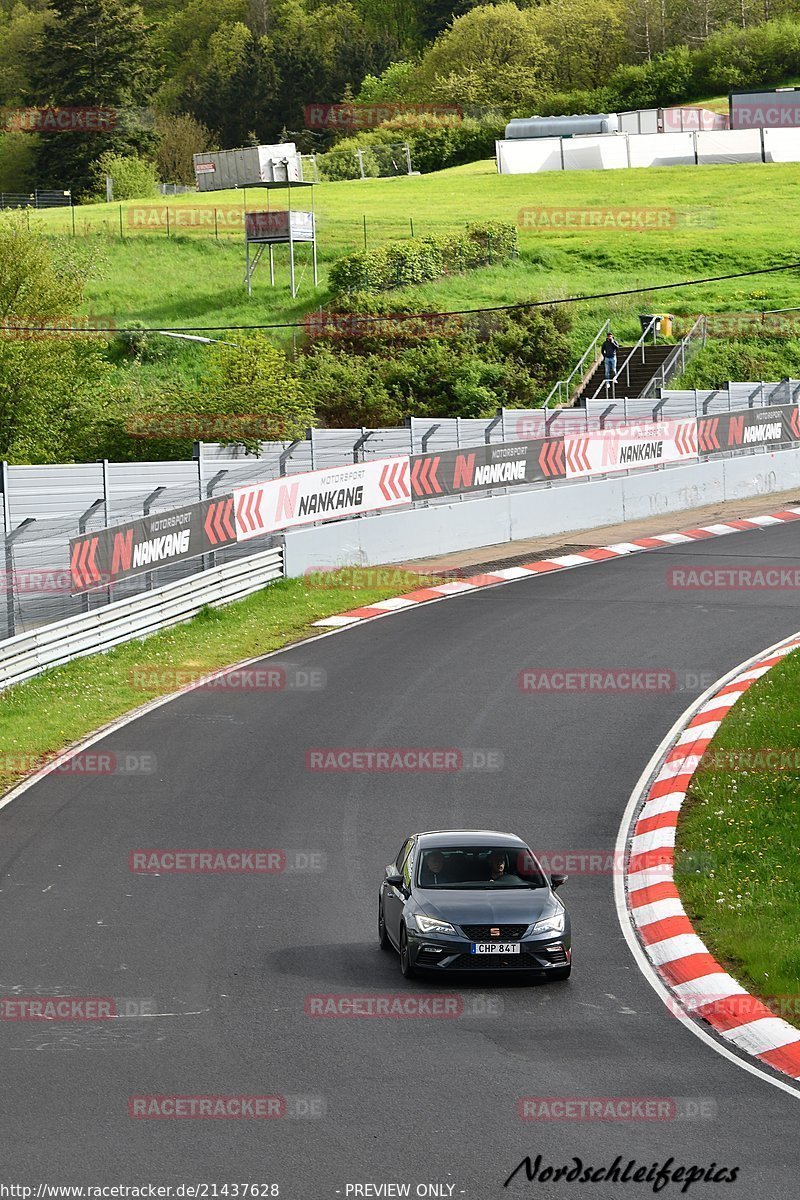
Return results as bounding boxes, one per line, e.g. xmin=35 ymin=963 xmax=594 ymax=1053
xmin=316 ymin=145 xmax=382 ymax=180
xmin=328 ymin=221 xmax=518 ymax=295
xmin=320 ymin=113 xmax=504 ymax=175
xmin=90 ymin=152 xmax=159 ymax=200
xmin=299 ymin=305 xmax=573 ymax=428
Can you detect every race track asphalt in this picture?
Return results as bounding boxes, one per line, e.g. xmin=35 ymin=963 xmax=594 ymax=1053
xmin=1 ymin=522 xmax=799 ymax=1197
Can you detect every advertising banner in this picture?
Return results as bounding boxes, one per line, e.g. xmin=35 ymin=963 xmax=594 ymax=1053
xmin=234 ymin=458 xmax=410 ymax=542
xmin=697 ymin=404 xmax=800 ymax=453
xmin=410 ymin=438 xmax=564 ymax=499
xmin=564 ymin=420 xmax=698 ymax=479
xmin=69 ymin=496 xmax=237 ymax=594
xmin=730 ymin=90 xmax=800 ymax=129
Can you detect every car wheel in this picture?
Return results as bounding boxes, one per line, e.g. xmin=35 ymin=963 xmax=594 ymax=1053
xmin=399 ymin=926 xmax=416 ymax=979
xmin=550 ymin=965 xmax=571 ymax=981
xmin=378 ymin=900 xmax=391 ymax=950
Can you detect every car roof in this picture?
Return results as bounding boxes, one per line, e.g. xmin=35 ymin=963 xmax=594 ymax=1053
xmin=414 ymin=830 xmax=527 ymax=848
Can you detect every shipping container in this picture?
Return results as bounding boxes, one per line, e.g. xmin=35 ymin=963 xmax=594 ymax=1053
xmin=193 ymin=145 xmax=302 ymax=191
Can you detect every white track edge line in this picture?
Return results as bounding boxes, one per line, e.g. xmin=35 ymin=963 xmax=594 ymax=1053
xmin=613 ymin=629 xmax=800 ymax=1101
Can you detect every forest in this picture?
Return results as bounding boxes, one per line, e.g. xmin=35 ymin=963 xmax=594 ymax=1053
xmin=2 ymin=0 xmax=800 ymax=194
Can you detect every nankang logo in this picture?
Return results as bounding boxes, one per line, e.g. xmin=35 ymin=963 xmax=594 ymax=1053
xmin=132 ymin=530 xmax=190 ymax=567
xmin=743 ymin=423 xmax=782 ymax=444
xmin=473 ymin=460 xmax=526 ymax=486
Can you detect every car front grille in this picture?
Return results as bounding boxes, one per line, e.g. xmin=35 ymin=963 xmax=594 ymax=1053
xmin=460 ymin=923 xmax=529 ymax=942
xmin=449 ymin=953 xmax=540 ymax=969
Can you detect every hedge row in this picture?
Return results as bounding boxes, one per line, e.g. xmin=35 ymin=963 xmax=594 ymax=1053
xmin=316 ymin=113 xmax=505 ymax=180
xmin=329 ymin=220 xmax=518 ymax=295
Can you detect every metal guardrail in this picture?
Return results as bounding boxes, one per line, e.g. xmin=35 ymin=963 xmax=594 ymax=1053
xmin=0 ymin=544 xmax=283 ymax=691
xmin=543 ymin=320 xmax=610 ymax=408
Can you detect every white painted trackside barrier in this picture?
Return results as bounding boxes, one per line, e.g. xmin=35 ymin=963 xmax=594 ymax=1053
xmin=0 ymin=545 xmax=283 ymax=690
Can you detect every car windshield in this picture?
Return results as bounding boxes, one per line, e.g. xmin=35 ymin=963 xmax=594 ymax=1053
xmin=416 ymin=846 xmax=547 ymax=889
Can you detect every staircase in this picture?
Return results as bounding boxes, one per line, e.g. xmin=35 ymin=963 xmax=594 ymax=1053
xmin=576 ymin=344 xmax=675 ymax=403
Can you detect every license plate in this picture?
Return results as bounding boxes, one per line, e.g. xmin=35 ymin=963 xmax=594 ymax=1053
xmin=471 ymin=942 xmax=520 ymax=955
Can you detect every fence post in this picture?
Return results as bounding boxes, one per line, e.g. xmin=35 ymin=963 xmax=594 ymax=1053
xmin=357 ymin=149 xmax=365 ymax=179
xmin=142 ymin=487 xmax=166 ymax=591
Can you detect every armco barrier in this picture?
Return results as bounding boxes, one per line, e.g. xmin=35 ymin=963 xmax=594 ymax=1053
xmin=280 ymin=446 xmax=800 ymax=575
xmin=3 ymin=405 xmax=799 ymax=685
xmin=0 ymin=545 xmax=283 ymax=690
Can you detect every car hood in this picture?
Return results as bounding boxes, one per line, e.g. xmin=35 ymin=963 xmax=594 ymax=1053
xmin=414 ymin=887 xmax=558 ymax=926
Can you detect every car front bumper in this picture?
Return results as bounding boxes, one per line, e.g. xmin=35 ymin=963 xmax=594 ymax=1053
xmin=408 ymin=929 xmax=571 ymax=972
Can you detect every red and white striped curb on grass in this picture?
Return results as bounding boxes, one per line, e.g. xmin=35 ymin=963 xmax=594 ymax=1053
xmin=626 ymin=631 xmax=800 ymax=1083
xmin=312 ymin=506 xmax=800 ymax=627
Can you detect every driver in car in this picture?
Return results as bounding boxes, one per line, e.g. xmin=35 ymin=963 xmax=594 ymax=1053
xmin=420 ymin=851 xmax=446 ymax=886
xmin=488 ymin=851 xmax=507 ymax=881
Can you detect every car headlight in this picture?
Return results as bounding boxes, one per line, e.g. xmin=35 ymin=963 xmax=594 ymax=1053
xmin=414 ymin=914 xmax=457 ymax=935
xmin=532 ymin=911 xmax=566 ymax=935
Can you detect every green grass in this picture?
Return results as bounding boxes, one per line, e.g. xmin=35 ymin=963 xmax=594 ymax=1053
xmin=0 ymin=568 xmax=436 ymax=798
xmin=26 ymin=156 xmax=800 ymax=390
xmin=675 ymin=651 xmax=800 ymax=1021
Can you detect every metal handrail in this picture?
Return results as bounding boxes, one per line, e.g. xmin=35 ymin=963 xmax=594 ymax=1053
xmin=543 ymin=319 xmax=610 ymax=408
xmin=589 ymin=316 xmax=659 ymax=401
xmin=639 ymin=316 xmax=707 ymax=400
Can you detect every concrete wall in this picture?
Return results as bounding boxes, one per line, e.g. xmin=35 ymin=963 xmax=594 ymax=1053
xmin=282 ymin=448 xmax=800 ymax=574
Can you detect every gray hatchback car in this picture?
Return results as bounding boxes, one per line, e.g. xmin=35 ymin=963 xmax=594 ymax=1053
xmin=378 ymin=829 xmax=571 ymax=980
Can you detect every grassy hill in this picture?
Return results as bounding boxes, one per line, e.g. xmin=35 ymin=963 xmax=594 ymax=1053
xmin=30 ymin=156 xmax=800 ymax=392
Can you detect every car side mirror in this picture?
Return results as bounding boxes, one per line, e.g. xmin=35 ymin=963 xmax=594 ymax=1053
xmin=385 ymin=872 xmax=405 ymax=888
xmin=550 ymin=872 xmax=568 ymax=890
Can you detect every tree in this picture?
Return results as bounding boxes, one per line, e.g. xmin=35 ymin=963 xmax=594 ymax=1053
xmin=0 ymin=2 xmax=51 ymax=105
xmin=155 ymin=112 xmax=213 ymax=183
xmin=185 ymin=334 xmax=314 ymax=447
xmin=415 ymin=3 xmax=553 ymax=108
xmin=186 ymin=24 xmax=280 ymax=147
xmin=0 ymin=215 xmax=113 ymax=463
xmin=28 ymin=0 xmax=157 ymax=196
xmin=530 ymin=0 xmax=628 ymax=89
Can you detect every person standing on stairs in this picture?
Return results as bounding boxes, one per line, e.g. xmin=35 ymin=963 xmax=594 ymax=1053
xmin=601 ymin=332 xmax=620 ymax=387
